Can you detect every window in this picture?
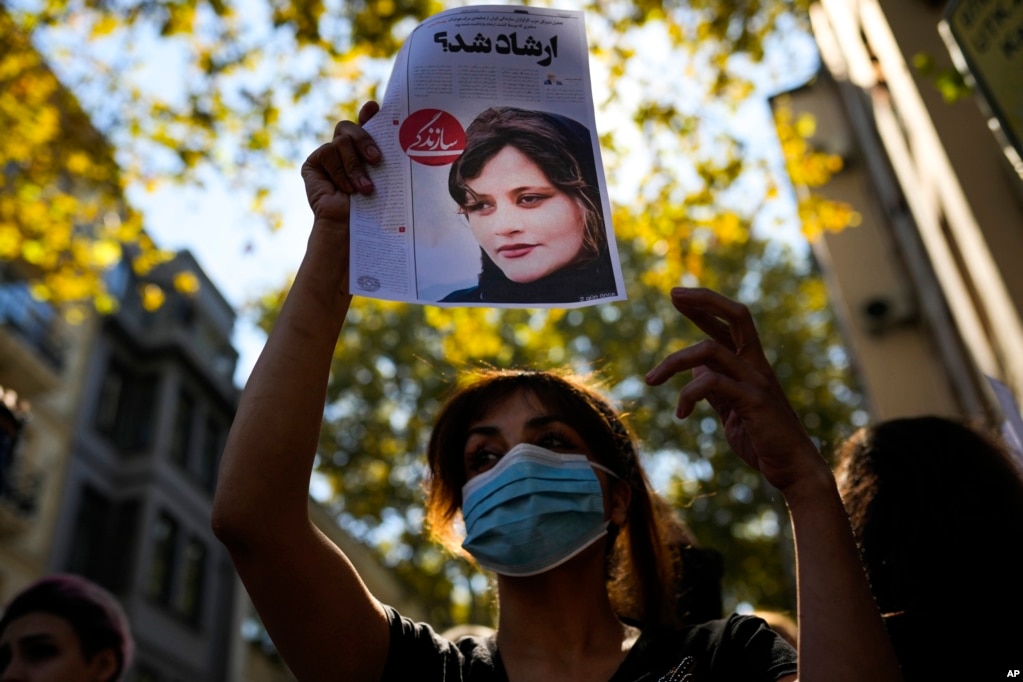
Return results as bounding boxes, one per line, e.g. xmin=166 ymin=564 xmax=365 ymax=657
xmin=177 ymin=536 xmax=207 ymax=625
xmin=145 ymin=511 xmax=212 ymax=631
xmin=147 ymin=511 xmax=178 ymax=606
xmin=0 ymin=281 xmax=62 ymax=367
xmin=66 ymin=488 xmax=140 ymax=591
xmin=95 ymin=360 xmax=157 ymax=452
xmin=169 ymin=389 xmax=195 ymax=468
xmin=109 ymin=499 xmax=140 ymax=592
xmin=198 ymin=416 xmax=223 ymax=490
xmin=67 ymin=485 xmax=112 ymax=581
xmin=94 ymin=366 xmax=124 ymax=435
xmin=0 ymin=402 xmax=24 ymax=501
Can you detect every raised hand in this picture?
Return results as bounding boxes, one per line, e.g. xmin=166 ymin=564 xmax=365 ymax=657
xmin=645 ymin=287 xmax=826 ymax=494
xmin=301 ymin=101 xmax=382 ymax=226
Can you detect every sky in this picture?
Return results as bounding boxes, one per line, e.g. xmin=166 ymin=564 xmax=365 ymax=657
xmin=127 ymin=163 xmax=312 ymax=386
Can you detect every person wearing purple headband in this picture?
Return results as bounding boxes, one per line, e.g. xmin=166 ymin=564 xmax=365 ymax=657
xmin=0 ymin=573 xmax=133 ymax=682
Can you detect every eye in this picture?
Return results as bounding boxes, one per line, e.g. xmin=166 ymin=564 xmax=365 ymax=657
xmin=535 ymin=428 xmax=579 ymax=451
xmin=465 ymin=447 xmax=502 ymax=477
xmin=462 ymin=200 xmax=493 ymax=215
xmin=23 ymin=640 xmax=60 ymax=663
xmin=517 ymin=193 xmax=549 ymax=208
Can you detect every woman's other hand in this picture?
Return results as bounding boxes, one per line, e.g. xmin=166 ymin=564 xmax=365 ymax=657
xmin=645 ymin=286 xmax=826 ymax=495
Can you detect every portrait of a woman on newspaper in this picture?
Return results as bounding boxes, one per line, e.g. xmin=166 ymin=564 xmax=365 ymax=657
xmin=440 ymin=107 xmax=619 ymax=304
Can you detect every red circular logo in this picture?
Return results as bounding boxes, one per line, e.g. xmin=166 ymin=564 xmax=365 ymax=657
xmin=399 ymin=109 xmax=466 ymax=166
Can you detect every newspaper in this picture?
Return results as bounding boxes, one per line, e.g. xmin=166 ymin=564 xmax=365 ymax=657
xmin=350 ymin=5 xmax=626 ymax=308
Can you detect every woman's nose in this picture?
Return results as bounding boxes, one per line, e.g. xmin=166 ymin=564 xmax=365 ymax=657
xmin=489 ymin=209 xmax=522 ymax=236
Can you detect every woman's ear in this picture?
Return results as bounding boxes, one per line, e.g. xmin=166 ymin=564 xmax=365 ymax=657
xmin=88 ymin=648 xmax=119 ymax=682
xmin=610 ymin=479 xmax=631 ymax=527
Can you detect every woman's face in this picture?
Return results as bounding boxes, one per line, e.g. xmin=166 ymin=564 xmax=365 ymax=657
xmin=461 ymin=145 xmax=586 ymax=283
xmin=460 ymin=390 xmax=629 ymax=526
xmin=0 ymin=613 xmax=116 ymax=682
xmin=462 ymin=390 xmax=594 ymax=480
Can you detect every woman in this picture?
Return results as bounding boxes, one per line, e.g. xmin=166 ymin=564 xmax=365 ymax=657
xmin=211 ymin=101 xmax=901 ymax=681
xmin=441 ymin=107 xmax=619 ymax=304
xmin=834 ymin=415 xmax=1023 ymax=680
xmin=0 ymin=573 xmax=133 ymax=682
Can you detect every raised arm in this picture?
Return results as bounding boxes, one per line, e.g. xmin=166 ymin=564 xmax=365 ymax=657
xmin=645 ymin=287 xmax=901 ymax=682
xmin=211 ymin=102 xmax=391 ymax=681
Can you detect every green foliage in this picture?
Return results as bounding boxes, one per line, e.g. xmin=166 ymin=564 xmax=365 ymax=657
xmin=913 ymin=51 xmax=972 ymax=104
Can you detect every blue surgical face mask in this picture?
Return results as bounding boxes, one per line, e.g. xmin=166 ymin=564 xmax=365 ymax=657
xmin=460 ymin=442 xmax=619 ymax=577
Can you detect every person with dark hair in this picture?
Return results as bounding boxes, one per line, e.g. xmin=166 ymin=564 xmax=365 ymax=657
xmin=210 ymin=101 xmax=901 ymax=681
xmin=0 ymin=573 xmax=133 ymax=682
xmin=833 ymin=415 xmax=1023 ymax=680
xmin=441 ymin=107 xmax=618 ymax=304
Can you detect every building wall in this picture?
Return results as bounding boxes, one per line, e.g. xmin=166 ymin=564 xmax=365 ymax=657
xmin=3 ymin=252 xmax=435 ymax=681
xmin=779 ymin=0 xmax=1023 ymax=427
xmin=0 ymin=278 xmax=96 ymax=597
xmin=40 ymin=252 xmax=241 ymax=682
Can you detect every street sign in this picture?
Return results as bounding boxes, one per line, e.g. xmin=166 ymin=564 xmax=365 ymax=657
xmin=940 ymin=0 xmax=1023 ymax=178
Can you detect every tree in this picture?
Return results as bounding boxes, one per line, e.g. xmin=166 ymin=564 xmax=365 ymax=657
xmin=0 ymin=9 xmax=167 ymax=318
xmin=5 ymin=0 xmax=864 ymax=626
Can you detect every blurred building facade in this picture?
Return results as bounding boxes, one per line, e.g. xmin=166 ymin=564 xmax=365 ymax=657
xmin=1 ymin=252 xmax=430 ymax=681
xmin=775 ymin=0 xmax=1023 ymax=433
xmin=1 ymin=252 xmax=242 ymax=681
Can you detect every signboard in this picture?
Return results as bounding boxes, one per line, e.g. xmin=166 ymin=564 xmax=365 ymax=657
xmin=940 ymin=0 xmax=1023 ymax=178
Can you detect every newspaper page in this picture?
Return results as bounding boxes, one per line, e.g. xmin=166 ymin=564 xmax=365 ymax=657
xmin=350 ymin=4 xmax=626 ymax=308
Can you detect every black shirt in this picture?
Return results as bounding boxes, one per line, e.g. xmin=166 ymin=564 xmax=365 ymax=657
xmin=382 ymin=606 xmax=797 ymax=681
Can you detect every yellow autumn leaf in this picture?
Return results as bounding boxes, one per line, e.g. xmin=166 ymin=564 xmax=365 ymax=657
xmin=63 ymin=306 xmax=87 ymax=325
xmin=0 ymin=225 xmax=19 ymax=257
xmin=28 ymin=283 xmax=50 ymax=301
xmin=94 ymin=293 xmax=119 ymax=315
xmin=713 ymin=212 xmax=745 ymax=245
xmin=90 ymin=239 xmax=122 ymax=267
xmin=66 ymin=151 xmax=92 ymax=175
xmin=90 ymin=15 xmax=121 ymax=37
xmin=140 ymin=284 xmax=166 ymax=311
xmin=173 ymin=271 xmax=201 ymax=296
xmin=22 ymin=239 xmax=46 ymax=264
xmin=795 ymin=113 xmax=816 ymax=139
xmin=366 ymin=459 xmax=389 ymax=484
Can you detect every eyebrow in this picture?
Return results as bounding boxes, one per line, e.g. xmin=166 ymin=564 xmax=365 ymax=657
xmin=466 ymin=414 xmax=565 ymax=438
xmin=10 ymin=633 xmax=58 ymax=645
xmin=464 ymin=182 xmax=553 ymax=198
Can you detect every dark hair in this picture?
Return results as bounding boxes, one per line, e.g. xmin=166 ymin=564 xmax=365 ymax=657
xmin=423 ymin=368 xmax=685 ymax=626
xmin=833 ymin=415 xmax=1023 ymax=616
xmin=448 ymin=107 xmax=606 ymax=264
xmin=0 ymin=573 xmax=133 ymax=680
